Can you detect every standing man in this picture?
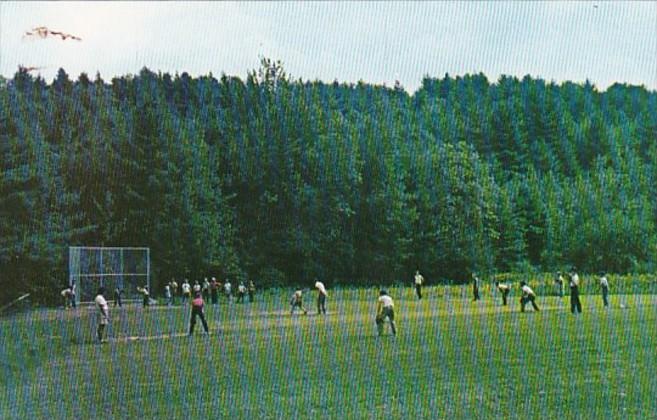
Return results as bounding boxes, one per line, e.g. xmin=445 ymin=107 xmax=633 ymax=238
xmin=170 ymin=278 xmax=178 ymax=305
xmin=189 ymin=292 xmax=210 ymax=336
xmin=181 ymin=279 xmax=191 ymax=305
xmin=375 ymin=290 xmax=397 ymax=336
xmin=224 ymin=279 xmax=232 ymax=302
xmin=555 ymin=271 xmax=565 ymax=298
xmin=472 ymin=273 xmax=481 ymax=302
xmin=315 ymin=280 xmax=328 ymax=315
xmin=569 ymin=267 xmax=582 ymax=314
xmin=137 ymin=285 xmax=150 ymax=308
xmin=290 ymin=289 xmax=308 ymax=315
xmin=599 ymin=272 xmax=609 ymax=308
xmin=414 ymin=270 xmax=424 ymax=300
xmin=520 ymin=281 xmax=540 ymax=312
xmin=495 ymin=281 xmax=510 ymax=306
xmin=113 ymin=287 xmax=123 ymax=307
xmin=210 ymin=277 xmax=219 ymax=305
xmin=165 ymin=284 xmax=172 ymax=306
xmin=94 ymin=287 xmax=110 ymax=343
xmin=202 ymin=278 xmax=210 ymax=302
xmin=193 ymin=280 xmax=201 ymax=294
xmin=247 ymin=280 xmax=256 ymax=303
xmin=236 ymin=282 xmax=247 ymax=303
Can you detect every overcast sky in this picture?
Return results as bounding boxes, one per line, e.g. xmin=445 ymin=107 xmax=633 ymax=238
xmin=1 ymin=1 xmax=655 ymax=91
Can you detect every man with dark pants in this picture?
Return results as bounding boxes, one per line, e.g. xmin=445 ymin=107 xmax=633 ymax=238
xmin=520 ymin=282 xmax=539 ymax=312
xmin=189 ymin=292 xmax=210 ymax=336
xmin=599 ymin=272 xmax=609 ymax=307
xmin=472 ymin=273 xmax=481 ymax=301
xmin=94 ymin=287 xmax=110 ymax=343
xmin=569 ymin=267 xmax=582 ymax=314
xmin=248 ymin=280 xmax=256 ymax=303
xmin=315 ymin=280 xmax=328 ymax=315
xmin=376 ymin=290 xmax=397 ymax=336
xmin=414 ymin=270 xmax=424 ymax=300
xmin=210 ymin=277 xmax=219 ymax=305
xmin=495 ymin=281 xmax=510 ymax=306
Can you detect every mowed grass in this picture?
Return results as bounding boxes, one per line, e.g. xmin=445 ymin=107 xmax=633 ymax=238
xmin=1 ymin=288 xmax=656 ymax=419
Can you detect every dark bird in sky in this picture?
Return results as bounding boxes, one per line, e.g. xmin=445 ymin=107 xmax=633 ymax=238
xmin=24 ymin=26 xmax=82 ymax=41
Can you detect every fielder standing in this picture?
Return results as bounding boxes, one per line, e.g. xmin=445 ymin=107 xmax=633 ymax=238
xmin=94 ymin=287 xmax=110 ymax=343
xmin=414 ymin=270 xmax=424 ymax=300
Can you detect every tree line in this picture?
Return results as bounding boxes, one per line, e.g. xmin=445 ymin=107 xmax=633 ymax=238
xmin=1 ymin=59 xmax=656 ymax=303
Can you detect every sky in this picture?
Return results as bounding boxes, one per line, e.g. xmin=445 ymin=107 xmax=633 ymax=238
xmin=0 ymin=1 xmax=655 ymax=91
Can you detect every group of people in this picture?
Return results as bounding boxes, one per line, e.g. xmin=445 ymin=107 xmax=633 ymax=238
xmin=492 ymin=267 xmax=610 ymax=313
xmin=163 ymin=278 xmax=256 ymax=306
xmin=289 ymin=280 xmax=329 ymax=315
xmin=409 ymin=267 xmax=611 ymax=315
xmin=88 ymin=267 xmax=614 ymax=343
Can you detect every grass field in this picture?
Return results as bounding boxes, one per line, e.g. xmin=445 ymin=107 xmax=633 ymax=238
xmin=1 ymin=287 xmax=656 ymax=419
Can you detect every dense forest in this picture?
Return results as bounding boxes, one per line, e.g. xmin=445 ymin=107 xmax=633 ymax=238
xmin=1 ymin=59 xmax=656 ymax=302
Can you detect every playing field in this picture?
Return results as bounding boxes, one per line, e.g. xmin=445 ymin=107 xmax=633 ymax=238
xmin=1 ymin=288 xmax=656 ymax=419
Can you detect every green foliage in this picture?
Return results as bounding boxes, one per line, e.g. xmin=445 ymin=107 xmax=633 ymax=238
xmin=1 ymin=63 xmax=656 ymax=303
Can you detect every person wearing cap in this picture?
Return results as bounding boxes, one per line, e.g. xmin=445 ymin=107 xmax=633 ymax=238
xmin=599 ymin=272 xmax=609 ymax=307
xmin=555 ymin=271 xmax=565 ymax=298
xmin=520 ymin=281 xmax=539 ymax=312
xmin=414 ymin=270 xmax=424 ymax=300
xmin=569 ymin=267 xmax=582 ymax=314
xmin=376 ymin=290 xmax=397 ymax=336
xmin=210 ymin=277 xmax=219 ymax=305
xmin=472 ymin=273 xmax=481 ymax=302
xmin=315 ymin=280 xmax=328 ymax=315
xmin=495 ymin=281 xmax=510 ymax=306
xmin=189 ymin=292 xmax=210 ymax=336
xmin=94 ymin=287 xmax=110 ymax=343
xmin=290 ymin=289 xmax=308 ymax=315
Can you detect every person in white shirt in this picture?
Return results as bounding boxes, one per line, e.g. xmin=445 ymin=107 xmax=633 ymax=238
xmin=414 ymin=270 xmax=424 ymax=300
xmin=520 ymin=282 xmax=539 ymax=312
xmin=224 ymin=280 xmax=232 ymax=301
xmin=60 ymin=286 xmax=74 ymax=309
xmin=181 ymin=279 xmax=191 ymax=305
xmin=569 ymin=267 xmax=582 ymax=314
xmin=202 ymin=278 xmax=210 ymax=301
xmin=290 ymin=289 xmax=308 ymax=315
xmin=376 ymin=290 xmax=397 ymax=336
xmin=315 ymin=280 xmax=328 ymax=314
xmin=599 ymin=272 xmax=609 ymax=307
xmin=495 ymin=281 xmax=510 ymax=306
xmin=137 ymin=285 xmax=150 ymax=308
xmin=94 ymin=287 xmax=110 ymax=343
xmin=165 ymin=284 xmax=172 ymax=306
xmin=193 ymin=281 xmax=201 ymax=294
xmin=237 ymin=282 xmax=247 ymax=303
xmin=555 ymin=271 xmax=565 ymax=298
xmin=170 ymin=279 xmax=179 ymax=305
